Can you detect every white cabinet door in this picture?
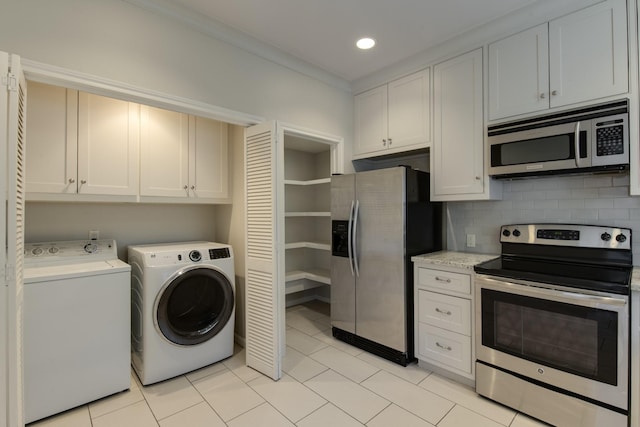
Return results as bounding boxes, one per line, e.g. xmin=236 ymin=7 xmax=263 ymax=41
xmin=388 ymin=69 xmax=430 ymax=149
xmin=25 ymin=81 xmax=78 ymax=193
xmin=354 ymin=85 xmax=388 ymax=156
xmin=549 ymin=0 xmax=628 ymax=108
xmin=488 ymin=24 xmax=549 ymax=120
xmin=139 ymin=105 xmax=189 ymax=197
xmin=432 ymin=48 xmax=484 ymax=199
xmin=189 ymin=116 xmax=228 ymax=200
xmin=77 ymin=92 xmax=140 ymax=196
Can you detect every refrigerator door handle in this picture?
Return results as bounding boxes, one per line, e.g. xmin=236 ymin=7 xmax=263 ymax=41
xmin=347 ymin=200 xmax=355 ymax=276
xmin=352 ymin=199 xmax=360 ymax=277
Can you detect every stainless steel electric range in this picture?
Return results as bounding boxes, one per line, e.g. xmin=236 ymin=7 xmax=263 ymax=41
xmin=474 ymin=223 xmax=632 ymax=427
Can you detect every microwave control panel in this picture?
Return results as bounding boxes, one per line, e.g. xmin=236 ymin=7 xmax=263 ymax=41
xmin=595 ymin=121 xmax=625 ymax=156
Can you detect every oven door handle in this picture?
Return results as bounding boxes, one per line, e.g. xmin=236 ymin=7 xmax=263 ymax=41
xmin=477 ymin=275 xmax=628 ymax=308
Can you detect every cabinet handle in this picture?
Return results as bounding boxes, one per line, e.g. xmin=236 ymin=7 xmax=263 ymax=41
xmin=540 ymin=93 xmax=546 ymax=99
xmin=388 ymin=138 xmax=392 ymax=146
xmin=382 ymin=139 xmax=387 ymax=147
xmin=190 ymin=185 xmax=196 ymax=190
xmin=435 ymin=307 xmax=452 ymax=316
xmin=436 ymin=342 xmax=452 ymax=351
xmin=68 ymin=178 xmax=75 ymax=184
xmin=80 ymin=180 xmax=87 ymax=184
xmin=435 ymin=276 xmax=451 ymax=283
xmin=475 ymin=176 xmax=481 ymax=181
xmin=551 ymin=90 xmax=558 ymax=96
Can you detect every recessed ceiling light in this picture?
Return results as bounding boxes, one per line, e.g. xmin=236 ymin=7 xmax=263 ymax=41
xmin=356 ymin=37 xmax=376 ymax=50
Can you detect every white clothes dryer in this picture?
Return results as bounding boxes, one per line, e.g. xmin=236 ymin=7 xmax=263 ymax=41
xmin=24 ymin=240 xmax=131 ymax=424
xmin=128 ymin=241 xmax=235 ymax=385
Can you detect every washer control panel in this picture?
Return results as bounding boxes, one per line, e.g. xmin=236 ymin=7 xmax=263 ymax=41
xmin=24 ymin=239 xmax=117 ymax=262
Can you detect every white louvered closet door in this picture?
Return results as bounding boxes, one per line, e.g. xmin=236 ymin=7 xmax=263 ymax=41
xmin=244 ymin=122 xmax=284 ymax=380
xmin=0 ymin=52 xmax=26 ymax=427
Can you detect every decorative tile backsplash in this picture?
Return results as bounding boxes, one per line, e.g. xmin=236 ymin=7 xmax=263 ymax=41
xmin=446 ymin=173 xmax=640 ymax=263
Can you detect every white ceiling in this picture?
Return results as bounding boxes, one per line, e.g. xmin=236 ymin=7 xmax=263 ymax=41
xmin=165 ymin=0 xmax=539 ymax=82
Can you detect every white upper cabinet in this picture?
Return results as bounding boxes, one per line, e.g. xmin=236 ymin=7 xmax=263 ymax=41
xmin=354 ymin=69 xmax=430 ymax=158
xmin=77 ymin=92 xmax=140 ymax=196
xmin=489 ymin=0 xmax=628 ymax=121
xmin=26 ymin=83 xmax=140 ymax=197
xmin=139 ymin=107 xmax=228 ymax=201
xmin=188 ymin=116 xmax=229 ymax=200
xmin=488 ymin=24 xmax=549 ymax=120
xmin=25 ymin=82 xmax=78 ymax=194
xmin=140 ymin=106 xmax=190 ymax=197
xmin=432 ymin=48 xmax=499 ymax=201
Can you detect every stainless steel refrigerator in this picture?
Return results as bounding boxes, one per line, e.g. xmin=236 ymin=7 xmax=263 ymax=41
xmin=331 ymin=166 xmax=442 ymax=365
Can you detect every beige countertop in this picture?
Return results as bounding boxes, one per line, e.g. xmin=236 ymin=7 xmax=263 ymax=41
xmin=414 ymin=251 xmax=640 ymax=293
xmin=411 ymin=250 xmax=498 ymax=270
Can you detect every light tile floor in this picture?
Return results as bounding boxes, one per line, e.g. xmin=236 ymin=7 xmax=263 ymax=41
xmin=28 ymin=301 xmax=549 ymax=427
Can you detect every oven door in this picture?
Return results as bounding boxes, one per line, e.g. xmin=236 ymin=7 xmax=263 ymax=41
xmin=476 ymin=274 xmax=628 ymax=411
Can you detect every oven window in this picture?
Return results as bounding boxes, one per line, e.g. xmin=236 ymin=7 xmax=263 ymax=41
xmin=481 ymin=289 xmax=618 ymax=385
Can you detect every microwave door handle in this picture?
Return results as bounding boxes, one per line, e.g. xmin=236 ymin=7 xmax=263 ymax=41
xmin=574 ymin=121 xmax=586 ymax=168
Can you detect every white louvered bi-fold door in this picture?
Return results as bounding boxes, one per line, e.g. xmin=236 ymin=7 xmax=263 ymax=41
xmin=244 ymin=122 xmax=283 ymax=380
xmin=0 ymin=52 xmax=26 ymax=427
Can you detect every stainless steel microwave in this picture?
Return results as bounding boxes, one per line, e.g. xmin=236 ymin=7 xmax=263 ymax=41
xmin=488 ymin=100 xmax=629 ymax=179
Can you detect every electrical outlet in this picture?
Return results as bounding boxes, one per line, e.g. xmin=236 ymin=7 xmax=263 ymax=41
xmin=89 ymin=230 xmax=99 ymax=240
xmin=466 ymin=234 xmax=476 ymax=248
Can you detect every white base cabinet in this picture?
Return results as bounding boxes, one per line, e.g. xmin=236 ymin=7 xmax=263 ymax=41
xmin=414 ymin=263 xmax=475 ymax=386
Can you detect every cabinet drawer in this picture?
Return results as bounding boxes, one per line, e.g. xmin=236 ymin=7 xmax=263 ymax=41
xmin=417 ymin=323 xmax=472 ymax=374
xmin=417 ymin=268 xmax=471 ymax=295
xmin=418 ymin=290 xmax=471 ymax=335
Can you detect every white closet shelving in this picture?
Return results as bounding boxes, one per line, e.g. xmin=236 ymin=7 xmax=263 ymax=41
xmin=283 ymin=138 xmax=332 ymax=297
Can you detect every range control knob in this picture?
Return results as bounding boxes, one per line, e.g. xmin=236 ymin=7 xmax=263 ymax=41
xmin=84 ymin=243 xmax=97 ymax=253
xmin=502 ymin=229 xmax=511 ymax=237
xmin=31 ymin=247 xmax=43 ymax=256
xmin=601 ymin=232 xmax=612 ymax=241
xmin=512 ymin=229 xmax=521 ymax=237
xmin=616 ymin=234 xmax=627 ymax=243
xmin=189 ymin=250 xmax=202 ymax=262
xmin=48 ymin=247 xmax=59 ymax=254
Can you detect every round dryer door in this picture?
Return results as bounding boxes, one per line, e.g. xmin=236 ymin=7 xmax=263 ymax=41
xmin=156 ymin=266 xmax=234 ymax=346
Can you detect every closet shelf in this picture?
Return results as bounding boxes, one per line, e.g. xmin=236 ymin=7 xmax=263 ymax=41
xmin=284 ymin=178 xmax=331 ymax=186
xmin=285 ymin=211 xmax=331 ymax=217
xmin=285 ymin=269 xmax=331 ymax=286
xmin=285 ymin=241 xmax=331 ymax=251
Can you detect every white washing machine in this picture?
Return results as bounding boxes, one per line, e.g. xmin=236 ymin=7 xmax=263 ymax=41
xmin=23 ymin=240 xmax=131 ymax=424
xmin=128 ymin=241 xmax=235 ymax=385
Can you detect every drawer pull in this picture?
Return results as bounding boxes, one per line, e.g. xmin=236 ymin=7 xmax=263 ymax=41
xmin=435 ymin=276 xmax=451 ymax=283
xmin=436 ymin=342 xmax=452 ymax=351
xmin=435 ymin=307 xmax=452 ymax=316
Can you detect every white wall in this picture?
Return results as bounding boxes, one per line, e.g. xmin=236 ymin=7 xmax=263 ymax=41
xmin=25 ymin=202 xmax=218 ymax=260
xmin=446 ymin=173 xmax=640 ymax=262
